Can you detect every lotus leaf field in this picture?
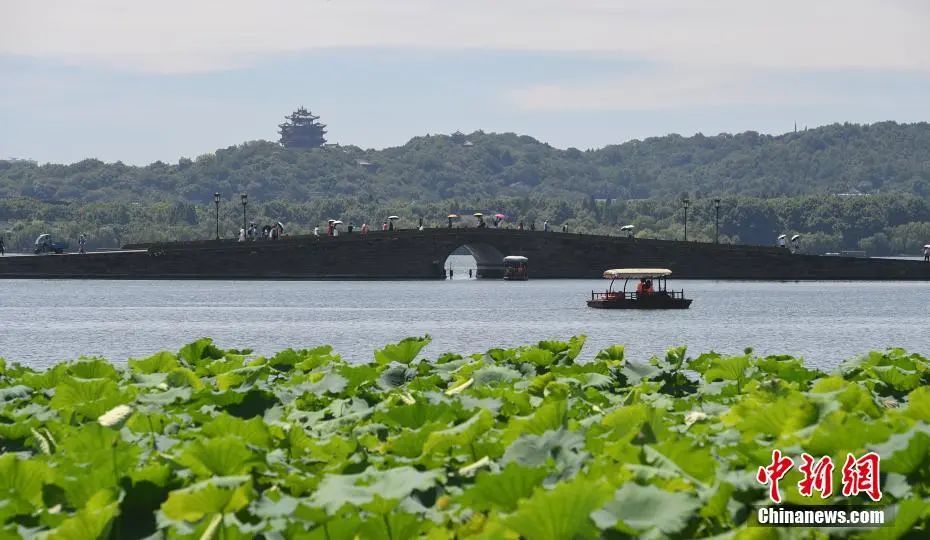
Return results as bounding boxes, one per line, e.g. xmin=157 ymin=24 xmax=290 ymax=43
xmin=2 ymin=336 xmax=930 ymax=539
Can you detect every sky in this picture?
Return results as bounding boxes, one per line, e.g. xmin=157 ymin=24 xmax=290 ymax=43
xmin=1 ymin=0 xmax=929 ymax=165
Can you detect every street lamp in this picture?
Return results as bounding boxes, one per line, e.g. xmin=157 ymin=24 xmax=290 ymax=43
xmin=713 ymin=198 xmax=721 ymax=244
xmin=240 ymin=193 xmax=248 ymax=233
xmin=213 ymin=192 xmax=221 ymax=240
xmin=682 ymin=197 xmax=690 ymax=242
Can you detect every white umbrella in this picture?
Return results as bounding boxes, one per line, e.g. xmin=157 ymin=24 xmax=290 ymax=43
xmin=777 ymin=234 xmax=787 ymax=240
xmin=327 ymin=219 xmax=335 ymax=224
xmin=924 ymin=244 xmax=930 ymax=249
xmin=388 ymin=215 xmax=400 ymax=220
xmin=620 ymin=225 xmax=635 ymax=231
xmin=333 ymin=220 xmax=343 ymax=225
xmin=473 ymin=212 xmax=484 ymax=218
xmin=791 ymin=234 xmax=801 ymax=242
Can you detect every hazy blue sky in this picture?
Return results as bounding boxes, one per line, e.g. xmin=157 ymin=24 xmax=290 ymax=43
xmin=2 ymin=0 xmax=929 ymax=164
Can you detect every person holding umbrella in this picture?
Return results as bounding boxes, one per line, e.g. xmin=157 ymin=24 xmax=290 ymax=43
xmin=447 ymin=214 xmax=458 ymax=228
xmin=388 ymin=215 xmax=399 ymax=231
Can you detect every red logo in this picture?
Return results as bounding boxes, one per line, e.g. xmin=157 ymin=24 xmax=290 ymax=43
xmin=757 ymin=450 xmax=882 ymax=503
xmin=841 ymin=452 xmax=882 ymax=502
xmin=756 ymin=450 xmax=794 ymax=503
xmin=798 ymin=453 xmax=834 ymax=498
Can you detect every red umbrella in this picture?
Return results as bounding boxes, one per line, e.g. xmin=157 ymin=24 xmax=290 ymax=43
xmin=494 ymin=213 xmax=506 ymax=219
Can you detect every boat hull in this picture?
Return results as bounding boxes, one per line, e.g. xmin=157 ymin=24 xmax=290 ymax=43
xmin=587 ymin=297 xmax=693 ymax=309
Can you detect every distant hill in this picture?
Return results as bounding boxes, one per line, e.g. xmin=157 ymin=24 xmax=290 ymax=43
xmin=1 ymin=121 xmax=929 ymax=204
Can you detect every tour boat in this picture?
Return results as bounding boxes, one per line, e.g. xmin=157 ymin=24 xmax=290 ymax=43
xmin=503 ymin=255 xmax=528 ymax=281
xmin=587 ymin=268 xmax=692 ymax=309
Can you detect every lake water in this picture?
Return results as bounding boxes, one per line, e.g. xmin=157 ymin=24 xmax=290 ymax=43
xmin=1 ymin=255 xmax=928 ymax=371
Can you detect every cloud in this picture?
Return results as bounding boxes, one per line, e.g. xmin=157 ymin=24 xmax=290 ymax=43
xmin=509 ymin=68 xmax=840 ymax=111
xmin=2 ymin=0 xmax=928 ymax=74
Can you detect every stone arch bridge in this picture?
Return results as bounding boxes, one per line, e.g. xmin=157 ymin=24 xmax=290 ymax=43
xmin=0 ymin=228 xmax=928 ymax=280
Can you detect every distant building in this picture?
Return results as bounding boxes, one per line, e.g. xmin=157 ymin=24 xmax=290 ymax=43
xmin=356 ymin=160 xmax=379 ymax=171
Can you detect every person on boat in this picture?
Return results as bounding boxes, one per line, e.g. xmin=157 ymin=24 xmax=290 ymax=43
xmin=636 ymin=279 xmax=645 ymax=296
xmin=644 ymin=279 xmax=653 ymax=295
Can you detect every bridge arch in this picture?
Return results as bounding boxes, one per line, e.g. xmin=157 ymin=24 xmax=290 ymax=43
xmin=445 ymin=242 xmax=505 ymax=279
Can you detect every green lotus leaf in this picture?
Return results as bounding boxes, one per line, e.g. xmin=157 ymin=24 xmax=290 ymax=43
xmin=591 ymin=482 xmax=700 ymax=536
xmin=802 ymin=411 xmax=892 ymax=457
xmin=164 ymin=367 xmax=204 ymax=390
xmin=701 ymin=354 xmax=752 ymax=391
xmin=298 ymin=371 xmax=348 ymax=396
xmin=0 ymin=384 xmax=31 ymax=404
xmin=201 ymin=413 xmax=272 ymax=447
xmin=422 ymin=409 xmax=494 ymax=456
xmin=0 ymin=454 xmax=49 ymax=522
xmin=594 ymin=345 xmax=625 ymax=363
xmin=502 ymin=399 xmax=567 ymax=443
xmin=506 ymin=477 xmax=611 ymax=540
xmin=309 ymin=466 xmax=441 ymax=513
xmin=536 ymin=336 xmax=586 ymax=364
xmin=49 ymin=377 xmax=127 ymax=422
xmin=458 ymin=462 xmax=548 ymax=512
xmin=472 ymin=365 xmax=523 ymax=387
xmin=47 ymin=489 xmax=119 ymax=540
xmin=161 ymin=476 xmax=252 ymax=522
xmin=178 ymin=338 xmax=224 ymax=367
xmin=519 ymin=347 xmax=556 ymax=369
xmin=358 ymin=510 xmax=425 ymax=540
xmin=905 ymin=386 xmax=930 ymax=422
xmin=502 ymin=428 xmax=588 ymax=483
xmin=176 ymin=436 xmax=258 ymax=477
xmin=871 ymin=424 xmax=930 ymax=475
xmin=375 ymin=400 xmax=456 ymax=430
xmin=755 ymin=355 xmax=823 ymax=386
xmin=374 ymin=336 xmax=431 ymax=366
xmin=67 ymin=358 xmax=119 ymax=381
xmin=128 ymin=351 xmax=180 ymax=374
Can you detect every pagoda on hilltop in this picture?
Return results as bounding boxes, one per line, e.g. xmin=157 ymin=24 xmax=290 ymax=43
xmin=278 ymin=107 xmax=327 ymax=149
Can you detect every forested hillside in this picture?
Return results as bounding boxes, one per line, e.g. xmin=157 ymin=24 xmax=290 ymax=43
xmin=1 ymin=122 xmax=929 ymax=256
xmin=2 ymin=121 xmax=929 ymax=203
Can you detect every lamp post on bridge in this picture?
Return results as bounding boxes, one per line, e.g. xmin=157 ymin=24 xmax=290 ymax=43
xmin=241 ymin=193 xmax=248 ymax=233
xmin=713 ymin=198 xmax=721 ymax=244
xmin=682 ymin=197 xmax=690 ymax=242
xmin=214 ymin=192 xmax=221 ymax=240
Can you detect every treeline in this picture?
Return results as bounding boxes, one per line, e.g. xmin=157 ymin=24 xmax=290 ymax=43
xmin=2 ymin=194 xmax=929 ymax=256
xmin=2 ymin=121 xmax=930 ymax=204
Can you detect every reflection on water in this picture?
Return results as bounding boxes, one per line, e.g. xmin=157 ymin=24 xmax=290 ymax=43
xmin=0 ymin=270 xmax=928 ymax=371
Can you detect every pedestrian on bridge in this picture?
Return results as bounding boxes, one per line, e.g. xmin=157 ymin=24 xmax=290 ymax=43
xmin=924 ymin=245 xmax=929 ymax=262
xmin=562 ymin=224 xmax=567 ymax=233
xmin=1 ymin=235 xmax=6 ymax=255
xmin=78 ymin=234 xmax=87 ymax=254
xmin=544 ymin=220 xmax=550 ymax=232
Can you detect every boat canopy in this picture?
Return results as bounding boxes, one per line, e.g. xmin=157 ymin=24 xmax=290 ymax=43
xmin=504 ymin=255 xmax=528 ymax=263
xmin=602 ymin=268 xmax=672 ymax=279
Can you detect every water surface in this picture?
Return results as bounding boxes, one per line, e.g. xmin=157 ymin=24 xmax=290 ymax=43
xmin=1 ymin=263 xmax=928 ymax=370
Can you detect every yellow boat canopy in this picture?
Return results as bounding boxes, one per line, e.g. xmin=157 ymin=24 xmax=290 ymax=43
xmin=603 ymin=268 xmax=672 ymax=279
